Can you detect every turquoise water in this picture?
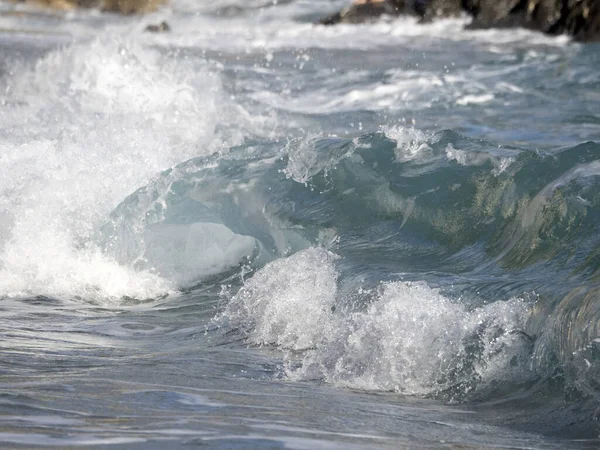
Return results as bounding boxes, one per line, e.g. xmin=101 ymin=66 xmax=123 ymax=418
xmin=1 ymin=1 xmax=600 ymax=448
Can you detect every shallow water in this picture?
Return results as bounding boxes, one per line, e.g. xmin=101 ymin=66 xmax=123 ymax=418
xmin=1 ymin=1 xmax=600 ymax=448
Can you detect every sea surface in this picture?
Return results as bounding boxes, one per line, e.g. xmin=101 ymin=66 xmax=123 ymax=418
xmin=1 ymin=1 xmax=600 ymax=448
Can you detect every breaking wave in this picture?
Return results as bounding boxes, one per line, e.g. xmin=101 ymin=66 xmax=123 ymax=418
xmin=92 ymin=126 xmax=600 ymax=403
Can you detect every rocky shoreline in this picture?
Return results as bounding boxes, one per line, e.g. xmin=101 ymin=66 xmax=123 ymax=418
xmin=9 ymin=0 xmax=165 ymax=14
xmin=5 ymin=0 xmax=600 ymax=41
xmin=320 ymin=0 xmax=600 ymax=42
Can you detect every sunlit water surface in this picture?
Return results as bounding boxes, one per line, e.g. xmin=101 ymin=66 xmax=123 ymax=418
xmin=1 ymin=0 xmax=600 ymax=448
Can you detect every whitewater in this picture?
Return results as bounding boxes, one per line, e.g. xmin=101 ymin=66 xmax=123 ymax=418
xmin=1 ymin=0 xmax=600 ymax=448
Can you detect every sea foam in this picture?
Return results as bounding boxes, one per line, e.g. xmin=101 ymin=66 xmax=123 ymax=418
xmin=218 ymin=248 xmax=534 ymax=397
xmin=0 ymin=35 xmax=262 ymax=303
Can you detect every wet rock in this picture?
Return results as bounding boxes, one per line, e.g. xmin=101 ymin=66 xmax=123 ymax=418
xmin=319 ymin=0 xmax=409 ymax=25
xmin=416 ymin=0 xmax=463 ymax=22
xmin=467 ymin=0 xmax=600 ymax=41
xmin=467 ymin=0 xmax=563 ymax=33
xmin=102 ymin=0 xmax=165 ymax=14
xmin=319 ymin=0 xmax=600 ymax=42
xmin=145 ymin=20 xmax=170 ymax=33
xmin=319 ymin=0 xmax=463 ymax=25
xmin=559 ymin=0 xmax=600 ymax=42
xmin=465 ymin=0 xmax=521 ymax=26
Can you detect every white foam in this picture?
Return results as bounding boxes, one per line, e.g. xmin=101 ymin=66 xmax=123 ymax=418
xmin=159 ymin=11 xmax=569 ymax=53
xmin=0 ymin=2 xmax=574 ymax=304
xmin=0 ymin=35 xmax=265 ymax=303
xmin=247 ymin=65 xmax=530 ymax=118
xmin=220 ymin=248 xmax=338 ymax=350
xmin=250 ymin=70 xmax=448 ymax=116
xmin=456 ymin=93 xmax=494 ymax=105
xmin=297 ymin=282 xmax=532 ymax=396
xmin=383 ymin=126 xmax=435 ymax=162
xmin=218 ymin=248 xmax=534 ymax=396
xmin=445 ymin=145 xmax=514 ymax=175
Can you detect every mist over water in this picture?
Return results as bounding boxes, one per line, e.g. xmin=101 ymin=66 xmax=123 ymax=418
xmin=1 ymin=0 xmax=600 ymax=448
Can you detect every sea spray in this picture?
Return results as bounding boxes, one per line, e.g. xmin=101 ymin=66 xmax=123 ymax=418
xmin=217 ymin=248 xmax=535 ymax=398
xmin=0 ymin=35 xmax=266 ymax=302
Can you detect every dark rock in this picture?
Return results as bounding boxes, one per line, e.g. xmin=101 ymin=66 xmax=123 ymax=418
xmin=319 ymin=0 xmax=463 ymax=25
xmin=102 ymin=0 xmax=165 ymax=14
xmin=318 ymin=0 xmax=600 ymax=42
xmin=465 ymin=0 xmax=521 ymax=25
xmin=417 ymin=0 xmax=463 ymax=22
xmin=528 ymin=0 xmax=563 ymax=33
xmin=467 ymin=0 xmax=598 ymax=40
xmin=319 ymin=0 xmax=409 ymax=26
xmin=319 ymin=11 xmax=343 ymax=25
xmin=145 ymin=21 xmax=170 ymax=33
xmin=560 ymin=0 xmax=600 ymax=42
xmin=467 ymin=0 xmax=563 ymax=33
xmin=77 ymin=0 xmax=101 ymax=7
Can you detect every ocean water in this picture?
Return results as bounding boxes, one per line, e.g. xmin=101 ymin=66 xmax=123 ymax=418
xmin=1 ymin=1 xmax=600 ymax=448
